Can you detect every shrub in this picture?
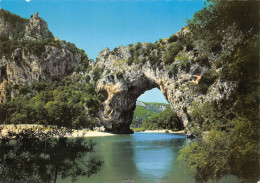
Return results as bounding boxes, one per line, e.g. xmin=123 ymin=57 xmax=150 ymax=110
xmin=92 ymin=66 xmax=103 ymax=82
xmin=168 ymin=34 xmax=178 ymax=43
xmin=168 ymin=64 xmax=178 ymax=78
xmin=127 ymin=56 xmax=134 ymax=65
xmin=194 ymin=69 xmax=218 ymax=94
xmin=149 ymin=54 xmax=159 ymax=65
xmin=135 ymin=42 xmax=142 ymax=51
xmin=175 ymin=54 xmax=190 ymax=72
xmin=163 ymin=42 xmax=183 ymax=65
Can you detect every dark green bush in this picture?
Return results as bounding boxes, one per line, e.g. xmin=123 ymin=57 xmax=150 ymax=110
xmin=168 ymin=64 xmax=178 ymax=78
xmin=149 ymin=54 xmax=159 ymax=65
xmin=135 ymin=42 xmax=142 ymax=51
xmin=92 ymin=66 xmax=103 ymax=82
xmin=127 ymin=56 xmax=134 ymax=65
xmin=163 ymin=42 xmax=183 ymax=65
xmin=194 ymin=69 xmax=218 ymax=94
xmin=168 ymin=34 xmax=178 ymax=43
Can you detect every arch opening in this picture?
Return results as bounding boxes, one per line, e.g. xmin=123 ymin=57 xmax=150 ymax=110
xmin=97 ymin=74 xmax=183 ymax=134
xmin=131 ymin=88 xmax=169 ymax=128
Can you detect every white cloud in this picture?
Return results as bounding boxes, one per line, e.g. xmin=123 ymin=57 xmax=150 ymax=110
xmin=25 ymin=0 xmax=31 ymax=2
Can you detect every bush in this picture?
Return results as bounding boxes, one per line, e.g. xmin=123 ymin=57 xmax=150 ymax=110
xmin=92 ymin=66 xmax=104 ymax=82
xmin=175 ymin=54 xmax=190 ymax=72
xmin=168 ymin=64 xmax=178 ymax=78
xmin=194 ymin=69 xmax=218 ymax=94
xmin=163 ymin=42 xmax=183 ymax=65
xmin=148 ymin=54 xmax=159 ymax=65
xmin=168 ymin=34 xmax=178 ymax=43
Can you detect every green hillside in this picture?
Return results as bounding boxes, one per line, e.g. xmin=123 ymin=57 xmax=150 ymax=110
xmin=131 ymin=101 xmax=170 ymax=128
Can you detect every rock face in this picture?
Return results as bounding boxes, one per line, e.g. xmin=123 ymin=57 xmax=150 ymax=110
xmin=23 ymin=12 xmax=53 ymax=40
xmin=0 ymin=10 xmax=87 ymax=102
xmin=96 ymin=27 xmax=239 ymax=133
xmin=136 ymin=101 xmax=168 ymax=114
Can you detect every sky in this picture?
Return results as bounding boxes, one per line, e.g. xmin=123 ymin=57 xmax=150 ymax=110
xmin=1 ymin=0 xmax=205 ymax=103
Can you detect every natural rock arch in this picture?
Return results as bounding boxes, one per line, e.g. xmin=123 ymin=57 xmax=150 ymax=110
xmin=95 ymin=30 xmax=237 ymax=134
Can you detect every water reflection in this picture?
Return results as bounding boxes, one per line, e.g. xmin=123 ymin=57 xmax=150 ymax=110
xmin=83 ymin=135 xmax=141 ymax=183
xmin=134 ymin=147 xmax=173 ymax=179
xmin=132 ymin=133 xmax=190 ymax=182
xmin=0 ymin=128 xmax=102 ymax=183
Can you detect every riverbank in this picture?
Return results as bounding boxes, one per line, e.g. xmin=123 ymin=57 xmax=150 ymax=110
xmin=0 ymin=124 xmax=115 ymax=138
xmin=0 ymin=125 xmax=185 ymax=137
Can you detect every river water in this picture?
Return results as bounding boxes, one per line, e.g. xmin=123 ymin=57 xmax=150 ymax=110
xmin=63 ymin=132 xmax=243 ymax=183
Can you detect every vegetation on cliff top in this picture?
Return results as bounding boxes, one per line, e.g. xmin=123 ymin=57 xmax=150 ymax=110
xmin=0 ymin=9 xmax=27 ymax=24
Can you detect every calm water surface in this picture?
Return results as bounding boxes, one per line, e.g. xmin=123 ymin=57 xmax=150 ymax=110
xmin=61 ymin=132 xmax=241 ymax=183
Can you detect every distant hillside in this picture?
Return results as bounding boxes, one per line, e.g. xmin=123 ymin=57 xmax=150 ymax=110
xmin=131 ymin=101 xmax=170 ymax=128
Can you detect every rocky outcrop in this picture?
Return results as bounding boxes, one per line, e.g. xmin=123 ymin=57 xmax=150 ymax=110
xmin=95 ymin=27 xmax=239 ymax=133
xmin=136 ymin=101 xmax=168 ymax=113
xmin=0 ymin=10 xmax=88 ymax=102
xmin=23 ymin=12 xmax=53 ymax=40
xmin=0 ymin=9 xmax=27 ymax=40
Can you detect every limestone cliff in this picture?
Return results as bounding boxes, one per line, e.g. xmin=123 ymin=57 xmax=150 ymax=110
xmin=0 ymin=10 xmax=90 ymax=103
xmin=95 ymin=26 xmax=240 ymax=133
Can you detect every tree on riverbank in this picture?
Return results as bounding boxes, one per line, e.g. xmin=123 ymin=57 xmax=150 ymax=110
xmin=0 ymin=126 xmax=103 ymax=183
xmin=178 ymin=0 xmax=259 ymax=182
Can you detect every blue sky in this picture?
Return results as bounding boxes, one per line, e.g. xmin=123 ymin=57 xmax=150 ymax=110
xmin=1 ymin=0 xmax=205 ymax=103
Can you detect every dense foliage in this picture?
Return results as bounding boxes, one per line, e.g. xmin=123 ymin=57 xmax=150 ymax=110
xmin=131 ymin=102 xmax=170 ymax=128
xmin=0 ymin=77 xmax=103 ymax=129
xmin=178 ymin=0 xmax=260 ymax=182
xmin=0 ymin=127 xmax=103 ymax=183
xmin=138 ymin=108 xmax=184 ymax=131
xmin=131 ymin=106 xmax=156 ymax=128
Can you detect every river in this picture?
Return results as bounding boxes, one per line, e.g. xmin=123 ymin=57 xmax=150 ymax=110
xmin=62 ymin=132 xmax=242 ymax=183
